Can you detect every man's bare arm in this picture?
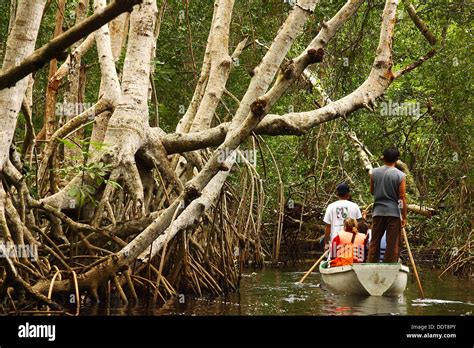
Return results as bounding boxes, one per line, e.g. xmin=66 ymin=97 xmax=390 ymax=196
xmin=370 ymin=175 xmax=374 ymax=195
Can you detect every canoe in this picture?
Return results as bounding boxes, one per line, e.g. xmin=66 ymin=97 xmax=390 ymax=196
xmin=319 ymin=261 xmax=409 ymax=296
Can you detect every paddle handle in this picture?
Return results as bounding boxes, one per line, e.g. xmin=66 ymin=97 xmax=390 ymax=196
xmin=402 ymin=227 xmax=425 ymax=298
xmin=298 ymin=250 xmax=329 ymax=284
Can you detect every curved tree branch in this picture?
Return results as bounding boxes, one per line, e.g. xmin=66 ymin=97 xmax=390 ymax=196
xmin=0 ymin=0 xmax=143 ymax=90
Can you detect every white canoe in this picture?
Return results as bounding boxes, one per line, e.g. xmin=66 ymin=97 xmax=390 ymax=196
xmin=319 ymin=262 xmax=409 ymax=296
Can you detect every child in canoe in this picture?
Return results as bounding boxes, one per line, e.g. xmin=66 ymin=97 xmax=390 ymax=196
xmin=329 ymin=218 xmax=367 ymax=267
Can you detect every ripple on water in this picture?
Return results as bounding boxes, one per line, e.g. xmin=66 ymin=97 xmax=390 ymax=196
xmin=412 ymin=298 xmax=474 ymax=306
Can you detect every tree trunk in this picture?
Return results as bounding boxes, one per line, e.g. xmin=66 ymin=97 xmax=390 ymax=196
xmin=63 ymin=0 xmax=90 ymax=167
xmin=44 ymin=0 xmax=66 ymax=142
xmin=0 ymin=0 xmax=46 ymax=172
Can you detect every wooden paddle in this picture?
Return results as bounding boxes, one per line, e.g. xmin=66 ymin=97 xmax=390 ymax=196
xmin=298 ymin=250 xmax=329 ymax=284
xmin=402 ymin=227 xmax=425 ymax=298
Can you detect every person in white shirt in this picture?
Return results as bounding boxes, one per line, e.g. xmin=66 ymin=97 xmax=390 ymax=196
xmin=323 ymin=183 xmax=362 ymax=257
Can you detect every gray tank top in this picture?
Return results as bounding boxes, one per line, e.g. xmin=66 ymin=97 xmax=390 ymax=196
xmin=372 ymin=165 xmax=406 ymax=218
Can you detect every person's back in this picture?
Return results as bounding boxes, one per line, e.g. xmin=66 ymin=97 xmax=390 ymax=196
xmin=330 ymin=218 xmax=366 ymax=267
xmin=323 ymin=183 xmax=362 ymax=262
xmin=368 ymin=147 xmax=407 ymax=263
xmin=324 ymin=199 xmax=362 ymax=241
xmin=372 ymin=165 xmax=405 ymax=217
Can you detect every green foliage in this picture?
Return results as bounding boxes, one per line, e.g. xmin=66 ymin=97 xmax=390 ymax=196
xmin=56 ymin=138 xmax=122 ymax=207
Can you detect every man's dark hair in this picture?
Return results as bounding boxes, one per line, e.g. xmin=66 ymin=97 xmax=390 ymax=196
xmin=336 ymin=182 xmax=350 ymax=197
xmin=382 ymin=147 xmax=400 ymax=163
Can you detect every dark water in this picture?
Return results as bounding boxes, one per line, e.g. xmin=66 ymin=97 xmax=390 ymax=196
xmin=83 ymin=265 xmax=473 ymax=316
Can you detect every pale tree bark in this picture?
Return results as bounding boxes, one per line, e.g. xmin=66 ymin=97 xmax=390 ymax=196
xmin=45 ymin=0 xmax=127 ymax=171
xmin=0 ymin=0 xmax=47 ymax=303
xmin=175 ymin=0 xmax=219 ymax=134
xmin=174 ymin=0 xmax=241 ymax=183
xmin=0 ymin=0 xmax=142 ymax=90
xmin=189 ymin=0 xmax=235 ymax=132
xmin=174 ymin=0 xmax=321 ymax=203
xmin=109 ymin=13 xmax=130 ymax=62
xmin=38 ymin=0 xmax=125 ymax=211
xmin=162 ymin=0 xmax=364 ymax=152
xmin=143 ymin=0 xmax=401 ymax=264
xmin=178 ymin=0 xmax=323 ymax=262
xmin=348 ymin=130 xmax=375 ymax=175
xmin=8 ymin=0 xmax=18 ymax=34
xmin=0 ymin=0 xmax=46 ymax=173
xmin=93 ymin=0 xmax=122 ymax=105
xmin=87 ymin=0 xmax=123 ymax=148
xmin=2 ymin=0 xmax=143 ymax=203
xmin=148 ymin=1 xmax=166 ymax=126
xmin=406 ymin=204 xmax=436 ymax=217
xmin=85 ymin=0 xmax=162 ymax=226
xmin=173 ymin=0 xmax=225 ymax=182
xmin=63 ymin=0 xmax=90 ymax=165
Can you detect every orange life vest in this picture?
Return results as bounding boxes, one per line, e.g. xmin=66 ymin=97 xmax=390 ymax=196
xmin=330 ymin=231 xmax=367 ymax=267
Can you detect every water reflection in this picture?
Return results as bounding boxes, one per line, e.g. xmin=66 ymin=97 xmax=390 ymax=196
xmin=324 ymin=294 xmax=407 ymax=316
xmin=80 ymin=266 xmax=473 ymax=316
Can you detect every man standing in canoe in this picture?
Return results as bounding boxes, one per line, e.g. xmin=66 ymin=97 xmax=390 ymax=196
xmin=323 ymin=183 xmax=362 ymax=256
xmin=368 ymin=147 xmax=407 ymax=263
